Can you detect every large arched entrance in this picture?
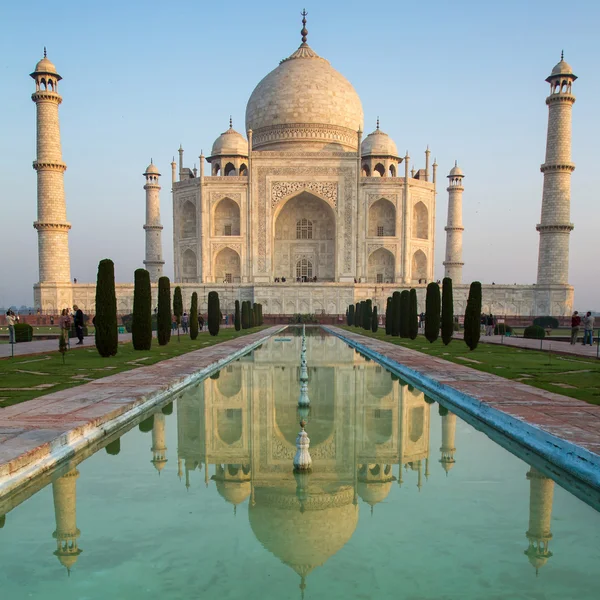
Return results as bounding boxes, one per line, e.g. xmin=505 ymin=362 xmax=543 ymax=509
xmin=273 ymin=191 xmax=336 ymax=281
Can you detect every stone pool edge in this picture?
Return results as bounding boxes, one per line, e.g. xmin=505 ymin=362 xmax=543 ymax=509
xmin=0 ymin=326 xmax=285 ymax=498
xmin=325 ymin=326 xmax=600 ymax=490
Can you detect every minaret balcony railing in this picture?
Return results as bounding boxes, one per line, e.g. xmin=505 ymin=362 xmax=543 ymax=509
xmin=33 ymin=160 xmax=67 ymax=172
xmin=540 ymin=162 xmax=575 ymax=173
xmin=143 ymin=224 xmax=164 ymax=231
xmin=31 ymin=90 xmax=62 ymax=104
xmin=33 ymin=221 xmax=71 ymax=231
xmin=536 ymin=223 xmax=574 ymax=233
xmin=546 ymin=93 xmax=575 ymax=105
xmin=444 ymin=226 xmax=464 ymax=232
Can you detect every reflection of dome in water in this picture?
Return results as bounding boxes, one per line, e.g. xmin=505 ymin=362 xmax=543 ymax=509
xmin=249 ymin=486 xmax=358 ymax=578
xmin=357 ymin=481 xmax=393 ymax=507
xmin=216 ymin=480 xmax=251 ymax=507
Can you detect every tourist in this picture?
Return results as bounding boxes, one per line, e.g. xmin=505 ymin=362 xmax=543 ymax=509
xmin=583 ymin=311 xmax=594 ymax=346
xmin=6 ymin=310 xmax=18 ymax=344
xmin=72 ymin=305 xmax=85 ymax=345
xmin=570 ymin=311 xmax=581 ymax=345
xmin=58 ymin=308 xmax=71 ymax=344
xmin=281 ymin=277 xmax=286 ymax=283
xmin=486 ymin=314 xmax=494 ymax=336
xmin=182 ymin=312 xmax=189 ymax=334
xmin=225 ymin=314 xmax=229 ymax=326
xmin=172 ymin=315 xmax=177 ymax=333
xmin=198 ymin=314 xmax=204 ymax=331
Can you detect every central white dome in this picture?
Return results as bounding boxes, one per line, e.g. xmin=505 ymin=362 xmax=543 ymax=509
xmin=245 ymin=42 xmax=364 ymax=151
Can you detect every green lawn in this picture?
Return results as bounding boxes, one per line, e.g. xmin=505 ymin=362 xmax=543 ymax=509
xmin=339 ymin=326 xmax=600 ymax=405
xmin=0 ymin=327 xmax=266 ymax=408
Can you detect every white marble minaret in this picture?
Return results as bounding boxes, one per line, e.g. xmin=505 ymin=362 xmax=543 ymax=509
xmin=536 ymin=54 xmax=576 ymax=286
xmin=31 ymin=50 xmax=72 ymax=311
xmin=443 ymin=162 xmax=465 ymax=283
xmin=143 ymin=160 xmax=164 ymax=281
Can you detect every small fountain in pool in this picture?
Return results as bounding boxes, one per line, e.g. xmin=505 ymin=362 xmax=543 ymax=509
xmin=298 ymin=327 xmax=310 ymax=406
xmin=293 ymin=419 xmax=312 ymax=472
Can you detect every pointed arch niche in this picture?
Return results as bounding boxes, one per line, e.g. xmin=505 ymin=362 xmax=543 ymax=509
xmin=368 ymin=198 xmax=396 ymax=237
xmin=214 ymin=247 xmax=241 ymax=283
xmin=213 ymin=197 xmax=240 ymax=236
xmin=412 ymin=201 xmax=429 ymax=240
xmin=181 ymin=201 xmax=197 ymax=239
xmin=367 ymin=247 xmax=395 ymax=283
xmin=181 ymin=248 xmax=198 ymax=282
xmin=412 ymin=249 xmax=427 ymax=282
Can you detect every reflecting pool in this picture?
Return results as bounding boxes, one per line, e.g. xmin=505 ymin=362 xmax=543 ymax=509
xmin=1 ymin=329 xmax=599 ymax=599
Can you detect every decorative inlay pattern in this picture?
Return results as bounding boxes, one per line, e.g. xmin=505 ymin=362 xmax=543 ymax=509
xmin=367 ymin=193 xmax=398 ymax=207
xmin=210 ymin=192 xmax=242 ymax=207
xmin=252 ymin=123 xmax=358 ymax=150
xmin=367 ymin=242 xmax=396 ymax=256
xmin=212 ymin=242 xmax=242 ymax=255
xmin=271 ymin=181 xmax=338 ymax=209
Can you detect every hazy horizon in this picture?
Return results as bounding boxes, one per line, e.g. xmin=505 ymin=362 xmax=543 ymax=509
xmin=1 ymin=0 xmax=598 ymax=311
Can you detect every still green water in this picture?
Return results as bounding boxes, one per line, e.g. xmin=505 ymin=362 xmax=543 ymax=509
xmin=0 ymin=330 xmax=599 ymax=599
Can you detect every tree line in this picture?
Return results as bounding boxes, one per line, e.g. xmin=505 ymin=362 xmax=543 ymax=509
xmin=345 ymin=278 xmax=483 ymax=350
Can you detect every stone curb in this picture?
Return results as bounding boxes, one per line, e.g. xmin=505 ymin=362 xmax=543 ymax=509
xmin=325 ymin=327 xmax=600 ymax=491
xmin=0 ymin=327 xmax=284 ymax=498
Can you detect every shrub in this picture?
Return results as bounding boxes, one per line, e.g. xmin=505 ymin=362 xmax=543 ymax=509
xmin=95 ymin=258 xmax=118 ymax=357
xmin=424 ymin=396 xmax=436 ymax=405
xmin=399 ymin=291 xmax=409 ymax=337
xmin=258 ymin=303 xmax=263 ymax=326
xmin=162 ymin=402 xmax=173 ymax=415
xmin=132 ymin=269 xmax=152 ymax=351
xmin=253 ymin=303 xmax=259 ymax=328
xmin=391 ymin=292 xmax=401 ymax=336
xmin=190 ymin=292 xmax=199 ymax=339
xmin=138 ymin=415 xmax=154 ymax=433
xmin=494 ymin=323 xmax=513 ymax=335
xmin=289 ymin=313 xmax=318 ymax=324
xmin=234 ymin=300 xmax=241 ymax=331
xmin=348 ymin=304 xmax=354 ymax=326
xmin=409 ymin=289 xmax=418 ymax=340
xmin=438 ymin=405 xmax=449 ymax=417
xmin=355 ymin=302 xmax=362 ymax=328
xmin=105 ymin=439 xmax=121 ymax=456
xmin=524 ymin=324 xmax=545 ymax=339
xmin=173 ymin=286 xmax=183 ymax=339
xmin=371 ymin=306 xmax=379 ymax=333
xmin=208 ymin=291 xmax=220 ymax=336
xmin=463 ymin=281 xmax=482 ymax=351
xmin=362 ymin=299 xmax=372 ymax=330
xmin=425 ymin=282 xmax=440 ymax=343
xmin=157 ymin=276 xmax=171 ymax=346
xmin=533 ymin=316 xmax=559 ymax=329
xmin=385 ymin=297 xmax=392 ymax=335
xmin=14 ymin=323 xmax=33 ymax=342
xmin=241 ymin=301 xmax=249 ymax=329
xmin=441 ymin=277 xmax=454 ymax=346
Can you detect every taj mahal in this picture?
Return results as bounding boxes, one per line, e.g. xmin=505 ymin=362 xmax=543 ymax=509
xmin=29 ymin=13 xmax=577 ymax=317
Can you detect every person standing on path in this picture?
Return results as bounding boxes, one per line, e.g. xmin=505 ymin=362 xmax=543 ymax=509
xmin=570 ymin=311 xmax=581 ymax=345
xmin=182 ymin=312 xmax=189 ymax=334
xmin=6 ymin=310 xmax=18 ymax=344
xmin=583 ymin=311 xmax=595 ymax=346
xmin=58 ymin=309 xmax=71 ymax=345
xmin=73 ymin=305 xmax=85 ymax=345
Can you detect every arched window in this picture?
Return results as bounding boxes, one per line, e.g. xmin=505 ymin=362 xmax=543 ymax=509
xmin=181 ymin=201 xmax=196 ymax=238
xmin=182 ymin=249 xmax=197 ymax=281
xmin=212 ymin=163 xmax=221 ymax=176
xmin=224 ymin=162 xmax=236 ymax=176
xmin=362 ymin=164 xmax=371 ymax=177
xmin=413 ymin=201 xmax=429 ymax=239
xmin=213 ymin=197 xmax=240 ymax=236
xmin=374 ymin=163 xmax=385 ymax=177
xmin=412 ymin=250 xmax=427 ymax=281
xmin=239 ymin=163 xmax=248 ymax=176
xmin=389 ymin=164 xmax=396 ymax=177
xmin=214 ymin=247 xmax=241 ymax=283
xmin=296 ymin=258 xmax=313 ymax=279
xmin=296 ymin=218 xmax=313 ymax=240
xmin=409 ymin=406 xmax=424 ymax=442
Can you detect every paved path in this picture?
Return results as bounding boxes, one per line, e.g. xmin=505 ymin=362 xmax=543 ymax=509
xmin=455 ymin=332 xmax=599 ymax=358
xmin=0 ymin=327 xmax=281 ymax=494
xmin=331 ymin=327 xmax=600 ymax=461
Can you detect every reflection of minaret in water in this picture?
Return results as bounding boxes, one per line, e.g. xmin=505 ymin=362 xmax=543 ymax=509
xmin=51 ymin=468 xmax=82 ymax=574
xmin=151 ymin=413 xmax=168 ymax=473
xmin=524 ymin=467 xmax=554 ymax=575
xmin=440 ymin=411 xmax=457 ymax=474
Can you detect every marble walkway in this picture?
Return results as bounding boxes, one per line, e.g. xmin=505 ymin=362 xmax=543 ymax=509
xmin=331 ymin=327 xmax=600 ymax=459
xmin=0 ymin=327 xmax=280 ymax=493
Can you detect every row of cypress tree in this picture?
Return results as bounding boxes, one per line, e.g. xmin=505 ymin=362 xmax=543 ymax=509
xmin=237 ymin=300 xmax=264 ymax=331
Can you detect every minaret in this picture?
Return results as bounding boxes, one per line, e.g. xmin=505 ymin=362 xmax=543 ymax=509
xmin=524 ymin=467 xmax=554 ymax=575
xmin=439 ymin=410 xmax=457 ymax=473
xmin=30 ymin=50 xmax=72 ymax=307
xmin=536 ymin=54 xmax=576 ymax=286
xmin=443 ymin=162 xmax=465 ymax=283
xmin=51 ymin=468 xmax=82 ymax=574
xmin=143 ymin=160 xmax=164 ymax=282
xmin=151 ymin=412 xmax=168 ymax=473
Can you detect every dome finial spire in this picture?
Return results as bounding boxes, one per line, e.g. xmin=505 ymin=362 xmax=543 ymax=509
xmin=43 ymin=46 xmax=47 ymax=58
xmin=300 ymin=9 xmax=308 ymax=44
xmin=229 ymin=115 xmax=233 ymax=129
xmin=376 ymin=116 xmax=380 ymax=130
xmin=561 ymin=49 xmax=564 ymax=61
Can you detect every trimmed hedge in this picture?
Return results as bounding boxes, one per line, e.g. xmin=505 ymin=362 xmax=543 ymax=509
xmin=385 ymin=297 xmax=392 ymax=335
xmin=95 ymin=258 xmax=118 ymax=357
xmin=391 ymin=292 xmax=401 ymax=336
xmin=371 ymin=306 xmax=379 ymax=333
xmin=173 ymin=287 xmax=183 ymax=334
xmin=524 ymin=324 xmax=546 ymax=339
xmin=409 ymin=289 xmax=418 ymax=340
xmin=208 ymin=291 xmax=220 ymax=336
xmin=138 ymin=415 xmax=154 ymax=433
xmin=533 ymin=316 xmax=559 ymax=329
xmin=242 ymin=301 xmax=250 ymax=329
xmin=464 ymin=281 xmax=482 ymax=351
xmin=190 ymin=292 xmax=199 ymax=339
xmin=425 ymin=282 xmax=440 ymax=343
xmin=234 ymin=300 xmax=241 ymax=331
xmin=105 ymin=439 xmax=121 ymax=456
xmin=13 ymin=323 xmax=33 ymax=342
xmin=348 ymin=304 xmax=354 ymax=326
xmin=441 ymin=277 xmax=454 ymax=346
xmin=132 ymin=268 xmax=152 ymax=351
xmin=362 ymin=299 xmax=372 ymax=330
xmin=494 ymin=323 xmax=513 ymax=335
xmin=157 ymin=276 xmax=172 ymax=346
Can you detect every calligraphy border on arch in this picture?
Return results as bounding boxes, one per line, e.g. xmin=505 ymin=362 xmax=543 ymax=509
xmin=210 ymin=191 xmax=242 ymax=208
xmin=256 ymin=166 xmax=354 ymax=273
xmin=367 ymin=193 xmax=398 ymax=207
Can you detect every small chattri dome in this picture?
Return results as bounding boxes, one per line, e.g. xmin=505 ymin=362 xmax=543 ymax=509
xmin=448 ymin=161 xmax=464 ymax=177
xmin=145 ymin=161 xmax=160 ymax=175
xmin=361 ymin=123 xmax=399 ymax=158
xmin=211 ymin=122 xmax=248 ymax=157
xmin=34 ymin=56 xmax=58 ymax=75
xmin=550 ymin=59 xmax=574 ymax=77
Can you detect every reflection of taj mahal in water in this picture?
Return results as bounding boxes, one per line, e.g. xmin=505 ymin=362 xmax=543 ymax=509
xmin=0 ymin=336 xmax=557 ymax=583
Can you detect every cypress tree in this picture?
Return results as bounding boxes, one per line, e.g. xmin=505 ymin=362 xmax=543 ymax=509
xmin=234 ymin=300 xmax=241 ymax=331
xmin=441 ymin=277 xmax=454 ymax=346
xmin=464 ymin=281 xmax=482 ymax=351
xmin=95 ymin=258 xmax=118 ymax=357
xmin=371 ymin=306 xmax=379 ymax=333
xmin=132 ymin=268 xmax=152 ymax=351
xmin=190 ymin=292 xmax=199 ymax=339
xmin=105 ymin=439 xmax=121 ymax=456
xmin=173 ymin=286 xmax=183 ymax=341
xmin=425 ymin=282 xmax=441 ymax=343
xmin=242 ymin=300 xmax=249 ymax=329
xmin=409 ymin=288 xmax=418 ymax=340
xmin=157 ymin=276 xmax=171 ymax=346
xmin=348 ymin=304 xmax=355 ymax=326
xmin=253 ymin=303 xmax=258 ymax=328
xmin=385 ymin=297 xmax=392 ymax=335
xmin=400 ymin=290 xmax=410 ymax=337
xmin=391 ymin=291 xmax=401 ymax=336
xmin=362 ymin=299 xmax=372 ymax=330
xmin=208 ymin=291 xmax=220 ymax=336
xmin=249 ymin=301 xmax=255 ymax=328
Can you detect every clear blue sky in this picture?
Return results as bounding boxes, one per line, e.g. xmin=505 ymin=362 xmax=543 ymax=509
xmin=1 ymin=0 xmax=598 ymax=309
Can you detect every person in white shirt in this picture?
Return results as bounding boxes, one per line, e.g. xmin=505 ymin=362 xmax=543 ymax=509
xmin=6 ymin=310 xmax=18 ymax=344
